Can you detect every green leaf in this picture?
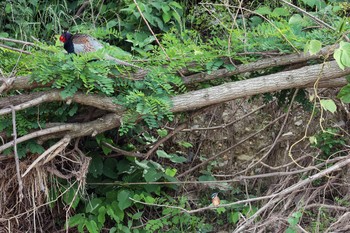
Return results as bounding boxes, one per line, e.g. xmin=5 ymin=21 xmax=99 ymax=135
xmin=132 ymin=212 xmax=143 ymax=220
xmin=224 ymin=64 xmax=236 ymax=71
xmin=169 ymin=154 xmax=187 ymax=163
xmin=320 ymin=99 xmax=337 ymax=113
xmin=106 ymin=190 xmax=118 ymax=201
xmin=89 ymin=156 xmax=104 ymax=178
xmin=118 ymin=190 xmax=133 ymax=210
xmin=103 ymin=158 xmax=118 ymax=179
xmin=69 ymin=214 xmax=85 ymax=227
xmin=144 ymin=195 xmax=156 ymax=204
xmin=144 ymin=168 xmax=163 ymax=182
xmin=309 ymin=136 xmax=317 ymax=144
xmin=271 ymin=7 xmax=290 ymax=17
xmin=177 ymin=141 xmax=193 ymax=148
xmin=107 ymin=201 xmax=124 ymax=222
xmin=68 ymin=104 xmax=78 ymax=116
xmin=106 ymin=20 xmax=118 ymax=29
xmin=289 ymin=14 xmax=303 ymax=25
xmin=5 ymin=4 xmax=11 ymax=14
xmin=156 ymin=150 xmax=172 ymax=158
xmin=229 ymin=212 xmax=240 ymax=224
xmin=338 ymin=84 xmax=350 ymax=103
xmin=85 ymin=220 xmax=99 ymax=233
xmin=162 ymin=12 xmax=171 ymax=23
xmin=198 ymin=175 xmax=216 ymax=181
xmin=285 ymin=227 xmax=297 ymax=233
xmin=287 ymin=216 xmax=298 ymax=226
xmin=86 ymin=198 xmax=102 ymax=213
xmin=334 ymin=41 xmax=350 ymax=70
xmin=27 ymin=141 xmax=45 ymax=154
xmin=63 ymin=186 xmax=80 ymax=209
xmin=302 ymin=0 xmax=316 ymax=7
xmin=216 ymin=207 xmax=226 ymax=214
xmin=135 ymin=159 xmax=150 ymax=170
xmin=98 ymin=136 xmax=114 ymax=155
xmin=255 ymin=6 xmax=271 ymax=15
xmin=169 ymin=1 xmax=182 ymax=9
xmin=165 ymin=168 xmax=177 ymax=177
xmin=292 ymin=211 xmax=302 ymax=219
xmin=308 ymin=40 xmax=322 ymax=55
xmin=157 ymin=128 xmax=168 ymax=137
xmin=97 ymin=206 xmax=106 ymax=224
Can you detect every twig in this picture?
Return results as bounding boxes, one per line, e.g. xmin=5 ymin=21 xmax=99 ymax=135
xmin=0 ymin=113 xmax=120 ymax=153
xmin=102 ymin=142 xmax=145 ymax=158
xmin=0 ymin=180 xmax=78 ymax=222
xmin=0 ymin=76 xmax=16 ymax=94
xmin=46 ymin=166 xmax=74 ymax=179
xmin=22 ymin=136 xmax=71 ymax=177
xmin=0 ymin=43 xmax=31 ymax=55
xmin=74 ymin=0 xmax=90 ymax=19
xmin=11 ymin=105 xmax=24 ymax=202
xmin=279 ymin=0 xmax=335 ymax=31
xmin=0 ymin=91 xmax=124 ymax=116
xmin=233 ymin=155 xmax=350 ymax=232
xmin=304 ymin=203 xmax=349 ymax=211
xmin=145 ymin=123 xmax=187 ymax=159
xmin=0 ymin=37 xmax=35 ymax=46
xmin=326 ymin=212 xmax=350 ymax=232
xmin=165 ymin=103 xmax=267 ymax=132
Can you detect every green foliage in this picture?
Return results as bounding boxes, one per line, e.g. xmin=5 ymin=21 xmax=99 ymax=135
xmin=120 ymin=0 xmax=184 ymax=34
xmin=115 ymin=66 xmax=185 ymax=134
xmin=31 ymin=50 xmax=117 ymax=97
xmin=310 ymin=128 xmax=346 ymax=158
xmin=334 ymin=41 xmax=350 ymax=70
xmin=304 ymin=207 xmax=337 ymax=232
xmin=305 ymin=39 xmax=322 ymax=55
xmin=338 ymin=83 xmax=350 ymax=103
xmin=65 ymin=149 xmax=188 ymax=232
xmin=2 ymin=1 xmax=350 ymax=232
xmin=145 ymin=196 xmax=213 ymax=232
xmin=286 ymin=211 xmax=302 ymax=233
xmin=320 ymin=99 xmax=337 ymax=113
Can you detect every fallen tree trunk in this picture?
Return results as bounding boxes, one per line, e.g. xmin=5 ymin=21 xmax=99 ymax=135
xmin=172 ymin=60 xmax=349 ymax=112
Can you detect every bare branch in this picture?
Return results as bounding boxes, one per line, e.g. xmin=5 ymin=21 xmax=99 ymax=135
xmin=0 ymin=91 xmax=124 ymax=116
xmin=280 ymin=0 xmax=335 ymax=31
xmin=0 ymin=37 xmax=35 ymax=46
xmin=0 ymin=43 xmax=31 ymax=55
xmin=10 ymin=105 xmax=23 ymax=202
xmin=233 ymin=155 xmax=350 ymax=232
xmin=0 ymin=113 xmax=121 ymax=153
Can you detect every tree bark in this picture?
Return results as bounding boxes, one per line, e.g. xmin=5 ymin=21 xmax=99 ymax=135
xmin=171 ymin=61 xmax=349 ymax=112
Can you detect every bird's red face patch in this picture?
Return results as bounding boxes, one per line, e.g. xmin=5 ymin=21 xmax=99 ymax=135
xmin=59 ymin=35 xmax=66 ymax=43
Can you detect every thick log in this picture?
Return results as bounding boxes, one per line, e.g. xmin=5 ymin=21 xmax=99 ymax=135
xmin=171 ymin=61 xmax=350 ymax=112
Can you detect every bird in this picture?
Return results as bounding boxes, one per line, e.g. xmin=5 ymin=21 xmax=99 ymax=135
xmin=59 ymin=31 xmax=140 ymax=68
xmin=211 ymin=193 xmax=220 ymax=206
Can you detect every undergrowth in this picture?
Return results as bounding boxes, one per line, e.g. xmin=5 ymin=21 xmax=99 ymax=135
xmin=1 ymin=0 xmax=350 ymax=232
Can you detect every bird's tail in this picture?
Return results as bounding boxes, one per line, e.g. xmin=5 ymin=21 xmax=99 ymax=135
xmin=104 ymin=54 xmax=141 ymax=69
